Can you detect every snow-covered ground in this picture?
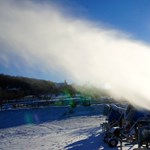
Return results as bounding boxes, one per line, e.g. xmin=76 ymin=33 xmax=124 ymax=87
xmin=0 ymin=105 xmax=138 ymax=150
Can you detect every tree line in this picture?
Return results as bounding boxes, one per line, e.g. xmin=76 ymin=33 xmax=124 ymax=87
xmin=0 ymin=74 xmax=76 ymax=103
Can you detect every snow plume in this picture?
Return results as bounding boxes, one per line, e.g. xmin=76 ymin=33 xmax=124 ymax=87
xmin=1 ymin=0 xmax=150 ymax=109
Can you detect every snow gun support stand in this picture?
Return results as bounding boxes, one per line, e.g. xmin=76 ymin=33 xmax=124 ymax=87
xmin=137 ymin=126 xmax=150 ymax=149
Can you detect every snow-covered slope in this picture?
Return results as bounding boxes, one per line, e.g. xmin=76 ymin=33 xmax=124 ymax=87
xmin=0 ymin=105 xmax=137 ymax=150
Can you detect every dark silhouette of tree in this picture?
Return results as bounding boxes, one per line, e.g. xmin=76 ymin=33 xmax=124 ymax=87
xmin=0 ymin=74 xmax=77 ymax=103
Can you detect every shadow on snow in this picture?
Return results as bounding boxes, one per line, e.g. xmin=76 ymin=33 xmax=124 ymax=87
xmin=0 ymin=105 xmax=103 ymax=129
xmin=0 ymin=106 xmax=70 ymax=129
xmin=65 ymin=127 xmax=119 ymax=150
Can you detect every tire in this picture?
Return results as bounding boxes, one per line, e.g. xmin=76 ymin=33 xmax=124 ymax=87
xmin=108 ymin=138 xmax=118 ymax=147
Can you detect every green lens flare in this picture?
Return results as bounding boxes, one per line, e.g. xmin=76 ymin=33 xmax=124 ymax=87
xmin=24 ymin=113 xmax=33 ymax=124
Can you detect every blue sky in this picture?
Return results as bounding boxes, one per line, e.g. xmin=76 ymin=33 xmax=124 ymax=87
xmin=51 ymin=0 xmax=150 ymax=42
xmin=0 ymin=0 xmax=150 ymax=82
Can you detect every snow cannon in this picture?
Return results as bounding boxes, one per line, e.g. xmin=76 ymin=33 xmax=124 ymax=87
xmin=103 ymin=104 xmax=125 ymax=127
xmin=102 ymin=104 xmax=125 ymax=147
xmin=102 ymin=103 xmax=150 ymax=148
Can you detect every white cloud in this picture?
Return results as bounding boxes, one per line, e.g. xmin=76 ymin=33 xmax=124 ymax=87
xmin=1 ymin=0 xmax=150 ymax=109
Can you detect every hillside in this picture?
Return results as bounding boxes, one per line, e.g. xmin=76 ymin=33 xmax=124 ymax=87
xmin=0 ymin=74 xmax=76 ymax=101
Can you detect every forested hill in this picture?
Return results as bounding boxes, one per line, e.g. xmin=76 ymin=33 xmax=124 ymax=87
xmin=0 ymin=74 xmax=76 ymax=100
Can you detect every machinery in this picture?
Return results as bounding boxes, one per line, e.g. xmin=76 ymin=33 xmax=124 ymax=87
xmin=101 ymin=103 xmax=150 ymax=148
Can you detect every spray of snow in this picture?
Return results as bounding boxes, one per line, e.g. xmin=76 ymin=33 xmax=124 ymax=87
xmin=1 ymin=0 xmax=150 ymax=109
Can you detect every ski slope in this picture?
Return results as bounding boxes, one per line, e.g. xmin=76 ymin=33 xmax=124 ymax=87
xmin=0 ymin=105 xmax=137 ymax=150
